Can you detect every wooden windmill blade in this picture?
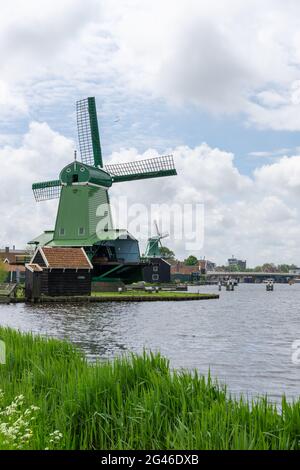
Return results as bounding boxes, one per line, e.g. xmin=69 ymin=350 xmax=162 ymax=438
xmin=153 ymin=220 xmax=169 ymax=250
xmin=154 ymin=219 xmax=160 ymax=236
xmin=105 ymin=155 xmax=177 ymax=183
xmin=32 ymin=180 xmax=62 ymax=201
xmin=76 ymin=97 xmax=103 ymax=168
xmin=154 ymin=220 xmax=169 ymax=239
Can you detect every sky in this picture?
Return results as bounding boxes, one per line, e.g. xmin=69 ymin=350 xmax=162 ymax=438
xmin=1 ymin=0 xmax=300 ymax=266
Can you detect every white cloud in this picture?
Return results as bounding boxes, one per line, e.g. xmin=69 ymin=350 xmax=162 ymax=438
xmin=1 ymin=122 xmax=300 ymax=265
xmin=103 ymin=0 xmax=300 ymax=129
xmin=254 ymin=155 xmax=300 ymax=196
xmin=2 ymin=0 xmax=300 ymax=130
xmin=108 ymin=144 xmax=300 ymax=265
xmin=0 ymin=0 xmax=104 ymax=122
xmin=248 ymin=148 xmax=292 ymax=158
xmin=2 ymin=1 xmax=300 ymax=265
xmin=0 ymin=122 xmax=73 ymax=247
xmin=0 ymin=80 xmax=28 ymax=117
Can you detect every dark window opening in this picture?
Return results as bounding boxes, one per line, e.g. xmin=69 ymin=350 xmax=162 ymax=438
xmin=72 ymin=174 xmax=79 ymax=183
xmin=93 ymin=245 xmax=117 ymax=263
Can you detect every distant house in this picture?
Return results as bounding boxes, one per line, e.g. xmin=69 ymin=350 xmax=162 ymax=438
xmin=25 ymin=247 xmax=93 ymax=299
xmin=199 ymin=259 xmax=216 ymax=273
xmin=170 ymin=261 xmax=199 ymax=282
xmin=142 ymin=258 xmax=171 ymax=283
xmin=228 ymin=256 xmax=246 ymax=271
xmin=170 ymin=258 xmax=216 ymax=282
xmin=0 ymin=246 xmax=31 ymax=283
xmin=3 ymin=263 xmax=26 ymax=283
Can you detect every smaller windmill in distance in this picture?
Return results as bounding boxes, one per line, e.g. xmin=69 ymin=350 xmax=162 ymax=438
xmin=144 ymin=221 xmax=169 ymax=258
xmin=143 ymin=221 xmax=172 ymax=283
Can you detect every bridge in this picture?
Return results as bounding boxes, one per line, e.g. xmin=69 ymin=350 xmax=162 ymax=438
xmin=206 ymin=271 xmax=299 ymax=283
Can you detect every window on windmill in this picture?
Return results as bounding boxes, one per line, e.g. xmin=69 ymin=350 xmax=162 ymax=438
xmin=152 ymin=274 xmax=159 ymax=281
xmin=153 ymin=265 xmax=159 ymax=272
xmin=59 ymin=228 xmax=65 ymax=236
xmin=72 ymin=174 xmax=79 ymax=183
xmin=78 ymin=227 xmax=85 ymax=236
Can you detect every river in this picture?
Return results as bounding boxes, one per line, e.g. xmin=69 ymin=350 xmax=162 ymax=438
xmin=0 ymin=283 xmax=300 ymax=402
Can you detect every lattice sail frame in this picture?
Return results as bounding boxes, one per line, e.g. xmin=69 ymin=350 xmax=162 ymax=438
xmin=76 ymin=97 xmax=103 ymax=168
xmin=32 ymin=180 xmax=61 ymax=202
xmin=32 ymin=98 xmax=177 ymax=202
xmin=104 ymin=155 xmax=176 ymax=182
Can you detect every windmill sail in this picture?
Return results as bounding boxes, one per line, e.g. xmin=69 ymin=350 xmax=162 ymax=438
xmin=32 ymin=180 xmax=61 ymax=201
xmin=105 ymin=155 xmax=176 ymax=183
xmin=76 ymin=97 xmax=103 ymax=168
xmin=154 ymin=220 xmax=169 ymax=244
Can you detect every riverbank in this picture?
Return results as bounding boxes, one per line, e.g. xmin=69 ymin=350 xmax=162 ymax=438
xmin=6 ymin=291 xmax=219 ymax=303
xmin=0 ymin=326 xmax=299 ymax=450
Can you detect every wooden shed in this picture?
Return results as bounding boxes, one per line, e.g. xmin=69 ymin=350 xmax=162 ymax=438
xmin=142 ymin=257 xmax=171 ymax=283
xmin=25 ymin=247 xmax=93 ymax=300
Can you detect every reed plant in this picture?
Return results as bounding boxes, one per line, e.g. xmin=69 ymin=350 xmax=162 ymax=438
xmin=0 ymin=326 xmax=299 ymax=450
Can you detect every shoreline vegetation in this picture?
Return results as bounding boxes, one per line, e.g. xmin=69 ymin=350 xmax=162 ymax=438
xmin=0 ymin=327 xmax=300 ymax=450
xmin=4 ymin=290 xmax=219 ymax=304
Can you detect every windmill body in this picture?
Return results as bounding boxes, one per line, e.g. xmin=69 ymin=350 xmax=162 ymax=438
xmin=144 ymin=221 xmax=169 ymax=258
xmin=144 ymin=236 xmax=162 ymax=258
xmin=29 ymin=97 xmax=177 ymax=283
xmin=142 ymin=222 xmax=172 ymax=283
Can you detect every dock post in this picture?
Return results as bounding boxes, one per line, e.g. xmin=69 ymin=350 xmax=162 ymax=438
xmin=266 ymin=281 xmax=274 ymax=291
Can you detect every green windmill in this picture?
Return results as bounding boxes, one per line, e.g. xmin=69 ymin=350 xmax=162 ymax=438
xmin=144 ymin=221 xmax=169 ymax=258
xmin=29 ymin=97 xmax=177 ymax=283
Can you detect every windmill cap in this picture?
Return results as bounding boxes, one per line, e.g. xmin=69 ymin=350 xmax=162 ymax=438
xmin=60 ymin=161 xmax=112 ymax=188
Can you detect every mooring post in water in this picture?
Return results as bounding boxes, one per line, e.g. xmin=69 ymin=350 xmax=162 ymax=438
xmin=226 ymin=279 xmax=234 ymax=291
xmin=218 ymin=281 xmax=222 ymax=291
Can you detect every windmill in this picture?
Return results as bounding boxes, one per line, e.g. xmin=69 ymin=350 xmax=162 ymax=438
xmin=144 ymin=220 xmax=169 ymax=258
xmin=29 ymin=97 xmax=177 ymax=283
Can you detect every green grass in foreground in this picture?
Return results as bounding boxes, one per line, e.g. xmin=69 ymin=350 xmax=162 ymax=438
xmin=0 ymin=326 xmax=300 ymax=450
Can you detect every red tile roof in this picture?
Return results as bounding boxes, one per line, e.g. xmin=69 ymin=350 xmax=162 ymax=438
xmin=171 ymin=261 xmax=200 ymax=275
xmin=39 ymin=247 xmax=92 ymax=269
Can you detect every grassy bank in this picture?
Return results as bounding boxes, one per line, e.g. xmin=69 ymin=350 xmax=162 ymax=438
xmin=93 ymin=290 xmax=200 ymax=297
xmin=7 ymin=291 xmax=219 ymax=303
xmin=0 ymin=327 xmax=300 ymax=450
xmin=91 ymin=291 xmax=219 ymax=301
